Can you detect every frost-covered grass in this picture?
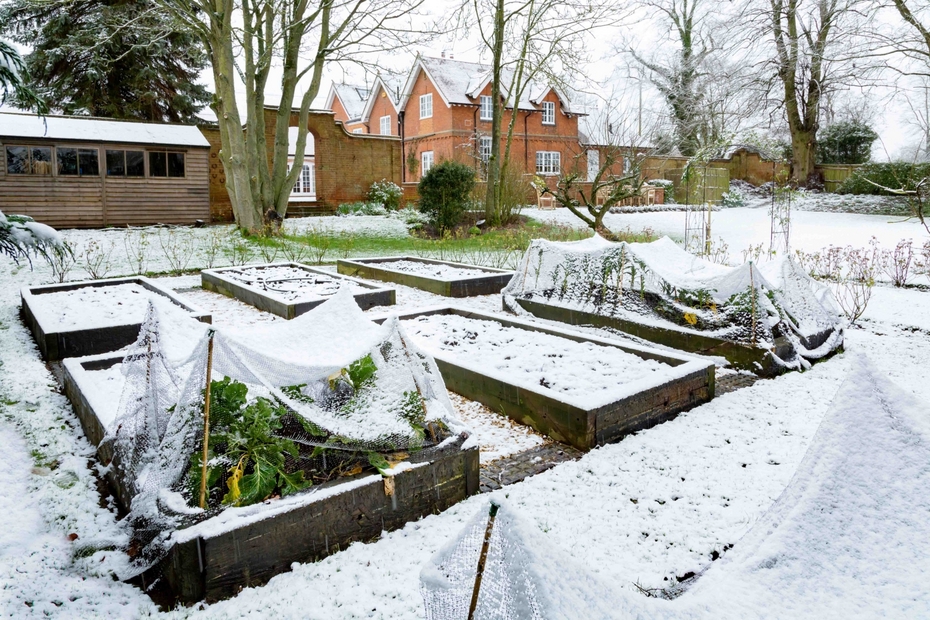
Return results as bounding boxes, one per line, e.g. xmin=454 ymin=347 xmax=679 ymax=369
xmin=1 ymin=211 xmax=929 ymax=618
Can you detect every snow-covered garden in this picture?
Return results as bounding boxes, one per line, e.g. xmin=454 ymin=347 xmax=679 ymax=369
xmin=1 ymin=200 xmax=929 ymax=618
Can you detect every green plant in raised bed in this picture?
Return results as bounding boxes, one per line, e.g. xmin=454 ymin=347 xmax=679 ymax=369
xmin=190 ymin=378 xmax=311 ymax=508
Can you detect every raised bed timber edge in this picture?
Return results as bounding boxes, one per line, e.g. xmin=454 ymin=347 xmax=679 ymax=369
xmin=373 ymin=306 xmax=715 ymax=451
xmin=21 ymin=277 xmax=211 ymax=362
xmin=337 ymin=256 xmax=514 ymax=297
xmin=512 ymin=297 xmax=835 ymax=377
xmin=59 ymin=353 xmax=480 ymax=605
xmin=202 ymin=262 xmax=395 ymax=319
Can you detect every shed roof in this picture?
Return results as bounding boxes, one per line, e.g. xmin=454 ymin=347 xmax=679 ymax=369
xmin=0 ymin=112 xmax=210 ymax=147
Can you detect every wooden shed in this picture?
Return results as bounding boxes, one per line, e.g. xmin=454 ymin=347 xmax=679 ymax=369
xmin=0 ymin=112 xmax=211 ymax=228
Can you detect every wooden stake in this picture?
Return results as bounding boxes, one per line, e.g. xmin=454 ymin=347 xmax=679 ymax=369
xmin=199 ymin=331 xmax=216 ymax=510
xmin=468 ymin=502 xmax=500 ymax=620
xmin=749 ymin=263 xmax=757 ymax=347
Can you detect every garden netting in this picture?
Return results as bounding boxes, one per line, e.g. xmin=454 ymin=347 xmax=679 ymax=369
xmin=420 ymin=500 xmax=626 ymax=620
xmin=107 ymin=288 xmax=464 ymax=575
xmin=503 ymin=235 xmax=844 ymax=370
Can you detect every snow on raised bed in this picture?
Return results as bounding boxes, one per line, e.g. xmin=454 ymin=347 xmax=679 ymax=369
xmin=373 ymin=259 xmax=501 ymax=281
xmin=27 ymin=282 xmax=193 ymax=331
xmin=217 ymin=264 xmax=369 ymax=302
xmin=403 ymin=313 xmax=671 ymax=408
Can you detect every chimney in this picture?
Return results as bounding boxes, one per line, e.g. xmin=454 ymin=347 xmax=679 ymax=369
xmin=441 ymin=50 xmax=446 ymax=58
xmin=450 ymin=53 xmax=454 ymax=59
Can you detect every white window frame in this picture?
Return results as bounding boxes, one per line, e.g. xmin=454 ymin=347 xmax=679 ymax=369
xmin=479 ymin=136 xmax=492 ymax=163
xmin=541 ymin=101 xmax=556 ymax=125
xmin=535 ymin=151 xmax=561 ymax=175
xmin=480 ymin=95 xmax=493 ymax=121
xmin=380 ymin=115 xmax=392 ymax=135
xmin=420 ymin=93 xmax=433 ymax=119
xmin=289 ymin=158 xmax=316 ymax=197
xmin=421 ymin=151 xmax=434 ymax=175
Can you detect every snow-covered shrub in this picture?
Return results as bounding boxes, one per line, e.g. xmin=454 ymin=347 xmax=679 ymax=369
xmin=367 ymin=179 xmax=403 ymax=211
xmin=837 ymin=162 xmax=930 ymax=195
xmin=720 ymin=186 xmax=746 ymax=208
xmin=200 ymin=227 xmax=226 ymax=269
xmin=920 ymin=240 xmax=930 ymax=283
xmin=47 ymin=239 xmax=77 ymax=282
xmin=80 ymin=238 xmax=114 ymax=279
xmin=338 ymin=201 xmax=387 ymax=216
xmin=832 ymin=246 xmax=876 ymax=324
xmin=123 ymin=229 xmax=150 ymax=275
xmin=280 ymin=239 xmax=310 ymax=263
xmin=0 ymin=210 xmax=64 ymax=266
xmin=881 ymin=239 xmax=915 ymax=287
xmin=223 ymin=230 xmax=255 ymax=266
xmin=389 ymin=207 xmax=430 ymax=231
xmin=158 ymin=226 xmax=195 ymax=274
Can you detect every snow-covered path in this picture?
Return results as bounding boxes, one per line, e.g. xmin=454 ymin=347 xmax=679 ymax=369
xmin=1 ymin=217 xmax=929 ymax=619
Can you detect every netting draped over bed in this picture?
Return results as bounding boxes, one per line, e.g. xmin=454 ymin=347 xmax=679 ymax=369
xmin=108 ymin=288 xmax=463 ymax=573
xmin=502 ymin=235 xmax=843 ymax=369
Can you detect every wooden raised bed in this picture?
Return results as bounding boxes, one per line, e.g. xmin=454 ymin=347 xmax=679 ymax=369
xmin=337 ymin=256 xmax=513 ymax=297
xmin=511 ymin=297 xmax=834 ymax=377
xmin=202 ymin=262 xmax=395 ymax=319
xmin=59 ymin=352 xmax=480 ymax=604
xmin=21 ymin=277 xmax=211 ymax=362
xmin=376 ymin=307 xmax=715 ymax=450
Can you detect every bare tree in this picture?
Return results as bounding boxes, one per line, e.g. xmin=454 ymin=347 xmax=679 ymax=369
xmin=537 ymin=146 xmax=645 ymax=240
xmin=742 ymin=0 xmax=872 ymax=186
xmin=466 ymin=0 xmax=621 ymax=225
xmin=159 ymin=0 xmax=431 ymax=232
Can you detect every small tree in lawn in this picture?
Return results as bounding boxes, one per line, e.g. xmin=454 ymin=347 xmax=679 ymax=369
xmin=536 ymin=147 xmax=643 ymax=241
xmin=418 ymin=161 xmax=476 ymax=236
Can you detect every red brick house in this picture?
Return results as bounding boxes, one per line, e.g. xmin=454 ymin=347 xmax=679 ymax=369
xmin=396 ymin=55 xmax=588 ymax=183
xmin=325 ymin=56 xmax=594 ymax=185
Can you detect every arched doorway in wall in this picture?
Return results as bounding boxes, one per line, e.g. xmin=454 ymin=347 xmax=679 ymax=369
xmin=287 ymin=126 xmax=317 ymax=202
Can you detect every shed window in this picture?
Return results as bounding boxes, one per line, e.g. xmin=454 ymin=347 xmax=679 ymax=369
xmin=149 ymin=151 xmax=185 ymax=177
xmin=5 ymin=146 xmax=51 ymax=175
xmin=57 ymin=147 xmax=99 ymax=176
xmin=106 ymin=150 xmax=145 ymax=177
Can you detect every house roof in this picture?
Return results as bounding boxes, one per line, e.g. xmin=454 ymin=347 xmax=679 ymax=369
xmin=0 ymin=112 xmax=210 ymax=147
xmin=325 ymin=83 xmax=369 ymax=122
xmin=359 ymin=75 xmax=401 ymax=123
xmin=398 ymin=55 xmax=576 ymax=114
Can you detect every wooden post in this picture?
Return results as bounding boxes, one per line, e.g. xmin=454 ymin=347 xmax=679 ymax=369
xmin=468 ymin=502 xmax=500 ymax=620
xmin=199 ymin=331 xmax=216 ymax=509
xmin=749 ymin=263 xmax=757 ymax=347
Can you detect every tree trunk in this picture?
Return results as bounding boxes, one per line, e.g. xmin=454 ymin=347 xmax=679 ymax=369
xmin=484 ymin=0 xmax=505 ymax=226
xmin=790 ymin=129 xmax=816 ymax=186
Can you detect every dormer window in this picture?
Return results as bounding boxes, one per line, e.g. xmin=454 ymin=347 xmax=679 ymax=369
xmin=480 ymin=95 xmax=493 ymax=121
xmin=542 ymin=101 xmax=556 ymax=125
xmin=420 ymin=93 xmax=433 ymax=119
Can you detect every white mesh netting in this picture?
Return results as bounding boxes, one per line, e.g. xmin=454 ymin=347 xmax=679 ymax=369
xmin=106 ymin=288 xmax=464 ymax=573
xmin=420 ymin=501 xmax=623 ymax=620
xmin=503 ymin=235 xmax=844 ymax=370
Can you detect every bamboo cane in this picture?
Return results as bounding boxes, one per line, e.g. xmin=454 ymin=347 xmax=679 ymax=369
xmin=750 ymin=263 xmax=757 ymax=346
xmin=468 ymin=502 xmax=500 ymax=620
xmin=199 ymin=331 xmax=216 ymax=509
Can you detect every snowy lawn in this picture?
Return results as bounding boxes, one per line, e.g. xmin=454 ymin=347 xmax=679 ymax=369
xmin=523 ymin=205 xmax=930 ymax=258
xmin=1 ymin=214 xmax=929 ymax=618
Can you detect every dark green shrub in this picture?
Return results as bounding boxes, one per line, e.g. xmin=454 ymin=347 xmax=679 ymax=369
xmin=837 ymin=162 xmax=930 ymax=195
xmin=417 ymin=161 xmax=476 ymax=235
xmin=818 ymin=121 xmax=878 ymax=165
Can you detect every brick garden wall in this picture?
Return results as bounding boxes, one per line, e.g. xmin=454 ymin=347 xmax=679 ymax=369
xmin=201 ymin=108 xmax=402 ymax=222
